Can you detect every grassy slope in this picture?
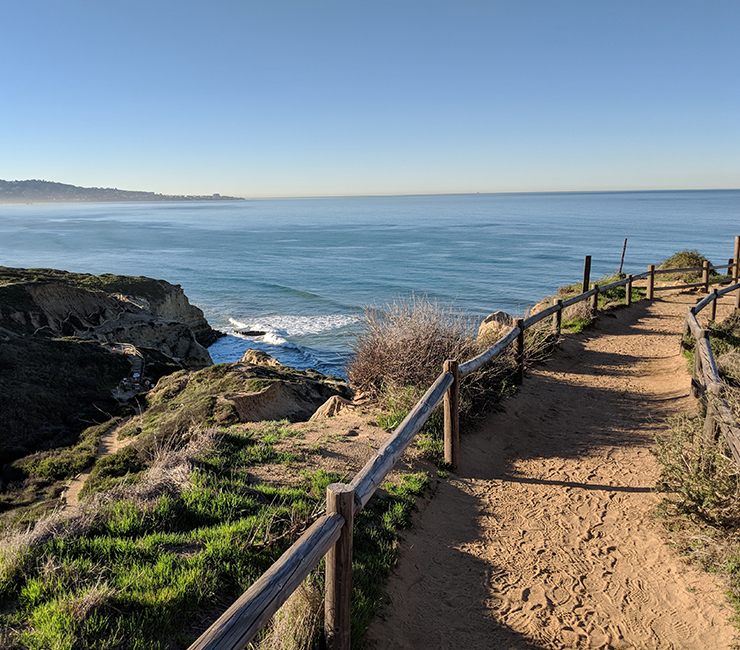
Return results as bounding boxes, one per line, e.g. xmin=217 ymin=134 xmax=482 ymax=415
xmin=0 ymin=421 xmax=428 ymax=650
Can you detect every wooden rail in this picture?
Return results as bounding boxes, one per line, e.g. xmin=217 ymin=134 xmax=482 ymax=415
xmin=684 ymin=266 xmax=740 ymax=464
xmin=190 ymin=236 xmax=740 ymax=650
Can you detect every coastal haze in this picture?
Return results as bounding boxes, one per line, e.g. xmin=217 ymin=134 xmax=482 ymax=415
xmin=2 ymin=190 xmax=738 ymax=377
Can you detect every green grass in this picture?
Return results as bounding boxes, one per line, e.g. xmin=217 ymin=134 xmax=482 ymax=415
xmin=557 ymin=273 xmax=646 ymax=333
xmin=0 ymin=424 xmax=429 ymax=650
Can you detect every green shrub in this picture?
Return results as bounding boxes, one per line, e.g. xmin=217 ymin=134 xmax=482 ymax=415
xmin=658 ymin=250 xmax=717 ymax=283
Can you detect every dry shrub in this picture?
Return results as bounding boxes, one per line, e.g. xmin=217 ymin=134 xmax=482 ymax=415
xmin=348 ymin=295 xmax=479 ymax=394
xmin=253 ymin=578 xmax=323 ymax=650
xmin=654 ymin=413 xmax=740 ymax=527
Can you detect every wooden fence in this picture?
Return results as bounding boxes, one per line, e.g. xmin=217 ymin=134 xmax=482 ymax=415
xmin=682 ymin=269 xmax=740 ymax=464
xmin=190 ymin=237 xmax=740 ymax=650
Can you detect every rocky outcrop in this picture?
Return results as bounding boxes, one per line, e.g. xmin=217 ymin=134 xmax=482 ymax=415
xmin=126 ymin=356 xmax=354 ymax=437
xmin=310 ymin=395 xmax=353 ymax=420
xmin=478 ymin=311 xmax=514 ymax=344
xmin=0 ymin=267 xmax=216 ymax=369
xmin=240 ymin=349 xmax=285 ymax=367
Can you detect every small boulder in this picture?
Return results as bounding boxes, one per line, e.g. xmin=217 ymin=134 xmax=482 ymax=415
xmin=310 ymin=395 xmax=353 ymax=420
xmin=478 ymin=311 xmax=514 ymax=344
xmin=240 ymin=349 xmax=284 ymax=367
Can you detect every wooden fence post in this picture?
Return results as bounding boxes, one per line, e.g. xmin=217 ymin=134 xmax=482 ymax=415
xmin=514 ymin=318 xmax=524 ymax=384
xmin=734 ymin=235 xmax=740 ymax=283
xmin=325 ymin=484 xmax=354 ymax=650
xmin=553 ymin=298 xmax=562 ymax=337
xmin=582 ymin=256 xmax=592 ymax=295
xmin=625 ymin=274 xmax=633 ymax=307
xmin=590 ymin=284 xmax=599 ymax=315
xmin=702 ymin=261 xmax=710 ymax=293
xmin=680 ymin=316 xmax=690 ymax=354
xmin=710 ymin=288 xmax=719 ymax=322
xmin=443 ymin=360 xmax=459 ymax=469
xmin=729 ymin=258 xmax=735 ymax=278
xmin=703 ymin=383 xmax=722 ymax=444
xmin=647 ymin=265 xmax=655 ymax=300
xmin=691 ymin=330 xmax=707 ymax=398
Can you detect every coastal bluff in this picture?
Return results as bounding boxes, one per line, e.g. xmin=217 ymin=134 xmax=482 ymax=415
xmin=0 ymin=267 xmax=217 ymax=368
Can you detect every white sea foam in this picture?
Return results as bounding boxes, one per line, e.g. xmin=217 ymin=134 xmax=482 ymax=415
xmin=263 ymin=331 xmax=288 ymax=345
xmin=228 ymin=314 xmax=358 ymax=339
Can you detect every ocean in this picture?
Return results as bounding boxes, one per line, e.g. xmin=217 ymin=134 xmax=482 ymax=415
xmin=1 ymin=190 xmax=738 ymax=377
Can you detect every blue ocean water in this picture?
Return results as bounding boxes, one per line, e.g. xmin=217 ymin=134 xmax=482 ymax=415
xmin=1 ymin=190 xmax=738 ymax=377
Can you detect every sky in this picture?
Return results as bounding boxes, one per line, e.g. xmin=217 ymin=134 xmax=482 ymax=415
xmin=1 ymin=1 xmax=738 ymax=198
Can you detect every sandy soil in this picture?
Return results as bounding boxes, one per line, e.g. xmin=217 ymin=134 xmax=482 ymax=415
xmin=366 ymin=292 xmax=738 ymax=650
xmin=60 ymin=417 xmax=135 ymax=510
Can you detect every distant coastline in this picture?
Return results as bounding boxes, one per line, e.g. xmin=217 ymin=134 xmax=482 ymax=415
xmin=0 ymin=179 xmax=244 ymax=204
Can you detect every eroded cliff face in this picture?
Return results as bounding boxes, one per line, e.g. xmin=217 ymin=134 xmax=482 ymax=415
xmin=0 ymin=267 xmax=216 ymax=368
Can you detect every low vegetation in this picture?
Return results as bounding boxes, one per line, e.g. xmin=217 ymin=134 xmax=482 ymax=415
xmin=0 ymin=338 xmax=130 ymax=467
xmin=6 ymin=253 xmax=705 ymax=649
xmin=348 ymin=294 xmax=556 ymax=464
xmin=657 ymin=250 xmax=719 ymax=283
xmin=0 ymin=421 xmax=429 ymax=649
xmin=654 ymin=303 xmax=740 ymax=622
xmin=555 ymin=272 xmax=646 ymax=333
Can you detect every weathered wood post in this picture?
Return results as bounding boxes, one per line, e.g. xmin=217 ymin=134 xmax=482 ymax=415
xmin=691 ymin=329 xmax=706 ymax=399
xmin=325 ymin=484 xmax=354 ymax=650
xmin=582 ymin=256 xmax=592 ymax=295
xmin=590 ymin=284 xmax=599 ymax=315
xmin=647 ymin=265 xmax=655 ymax=300
xmin=729 ymin=258 xmax=735 ymax=277
xmin=553 ymin=298 xmax=562 ymax=337
xmin=703 ymin=383 xmax=722 ymax=444
xmin=702 ymin=261 xmax=710 ymax=293
xmin=514 ymin=318 xmax=524 ymax=384
xmin=443 ymin=360 xmax=459 ymax=469
xmin=710 ymin=288 xmax=719 ymax=322
xmin=625 ymin=274 xmax=633 ymax=307
xmin=680 ymin=312 xmax=691 ymax=354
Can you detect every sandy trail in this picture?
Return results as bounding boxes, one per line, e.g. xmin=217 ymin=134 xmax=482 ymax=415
xmin=367 ymin=293 xmax=738 ymax=649
xmin=60 ymin=417 xmax=134 ymax=511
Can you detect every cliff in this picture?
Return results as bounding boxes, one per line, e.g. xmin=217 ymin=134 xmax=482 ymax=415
xmin=0 ymin=267 xmax=217 ymax=367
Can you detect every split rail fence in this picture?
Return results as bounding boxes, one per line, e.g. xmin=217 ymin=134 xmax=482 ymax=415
xmin=190 ymin=236 xmax=740 ymax=650
xmin=682 ymin=246 xmax=740 ymax=463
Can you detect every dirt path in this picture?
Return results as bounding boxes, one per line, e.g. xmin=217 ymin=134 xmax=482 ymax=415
xmin=60 ymin=417 xmax=134 ymax=511
xmin=366 ymin=293 xmax=738 ymax=649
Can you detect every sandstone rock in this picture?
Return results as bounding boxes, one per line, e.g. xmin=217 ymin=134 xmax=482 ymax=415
xmin=240 ymin=349 xmax=284 ymax=367
xmin=0 ymin=268 xmax=216 ymax=369
xmin=310 ymin=395 xmax=353 ymax=420
xmin=478 ymin=311 xmax=514 ymax=344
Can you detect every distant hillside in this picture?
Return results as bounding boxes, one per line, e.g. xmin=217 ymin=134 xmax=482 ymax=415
xmin=0 ymin=179 xmax=244 ymax=204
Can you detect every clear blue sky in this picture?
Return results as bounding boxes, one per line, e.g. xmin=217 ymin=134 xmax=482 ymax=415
xmin=1 ymin=1 xmax=738 ymax=197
